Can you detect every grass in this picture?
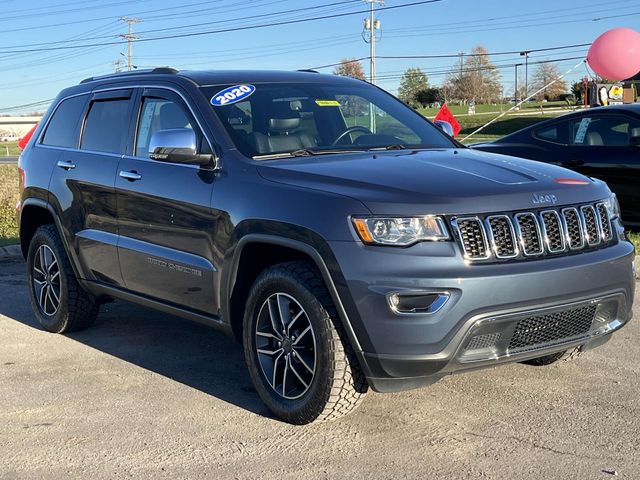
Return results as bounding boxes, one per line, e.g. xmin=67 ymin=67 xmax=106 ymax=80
xmin=418 ymin=100 xmax=570 ymax=117
xmin=0 ymin=141 xmax=21 ymax=156
xmin=628 ymin=232 xmax=640 ymax=252
xmin=0 ymin=164 xmax=19 ymax=246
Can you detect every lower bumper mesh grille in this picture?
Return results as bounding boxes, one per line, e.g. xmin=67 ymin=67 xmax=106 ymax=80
xmin=508 ymin=305 xmax=597 ymax=352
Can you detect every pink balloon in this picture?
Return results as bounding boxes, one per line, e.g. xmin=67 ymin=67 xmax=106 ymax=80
xmin=587 ymin=28 xmax=640 ymax=80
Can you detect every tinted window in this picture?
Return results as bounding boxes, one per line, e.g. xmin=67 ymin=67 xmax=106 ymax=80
xmin=204 ymin=82 xmax=454 ymax=157
xmin=569 ymin=115 xmax=640 ymax=146
xmin=534 ymin=125 xmax=559 ymax=143
xmin=41 ymin=95 xmax=87 ymax=148
xmin=81 ymin=99 xmax=130 ymax=154
xmin=135 ymin=98 xmax=193 ymax=157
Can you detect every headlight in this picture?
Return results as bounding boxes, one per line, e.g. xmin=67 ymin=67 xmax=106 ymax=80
xmin=352 ymin=216 xmax=450 ymax=246
xmin=603 ymin=193 xmax=621 ymax=220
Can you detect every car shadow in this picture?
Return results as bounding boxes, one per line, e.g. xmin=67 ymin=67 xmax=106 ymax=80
xmin=0 ymin=259 xmax=271 ymax=418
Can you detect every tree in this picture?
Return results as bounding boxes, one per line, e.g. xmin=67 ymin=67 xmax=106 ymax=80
xmin=333 ymin=58 xmax=366 ymax=80
xmin=531 ymin=63 xmax=568 ymax=101
xmin=397 ymin=68 xmax=429 ymax=108
xmin=571 ymin=80 xmax=587 ymax=104
xmin=415 ymin=88 xmax=440 ymax=107
xmin=444 ymin=46 xmax=502 ymax=104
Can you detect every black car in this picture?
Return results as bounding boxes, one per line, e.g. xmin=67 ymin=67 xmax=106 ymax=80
xmin=17 ymin=68 xmax=635 ymax=424
xmin=472 ymin=105 xmax=640 ymax=228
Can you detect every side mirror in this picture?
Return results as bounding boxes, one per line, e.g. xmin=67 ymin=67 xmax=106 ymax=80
xmin=434 ymin=120 xmax=454 ymax=137
xmin=149 ymin=128 xmax=212 ymax=166
xmin=629 ymin=136 xmax=640 ymax=147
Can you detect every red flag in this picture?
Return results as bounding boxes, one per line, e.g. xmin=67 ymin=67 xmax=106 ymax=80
xmin=18 ymin=123 xmax=38 ymax=150
xmin=433 ymin=104 xmax=461 ymax=138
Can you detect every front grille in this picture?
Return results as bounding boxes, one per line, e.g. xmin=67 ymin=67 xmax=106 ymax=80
xmin=466 ymin=332 xmax=501 ymax=350
xmin=452 ymin=200 xmax=614 ymax=262
xmin=508 ymin=305 xmax=597 ymax=352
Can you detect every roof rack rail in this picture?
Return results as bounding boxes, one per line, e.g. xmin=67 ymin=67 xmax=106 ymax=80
xmin=297 ymin=69 xmax=319 ymax=73
xmin=80 ymin=67 xmax=179 ymax=84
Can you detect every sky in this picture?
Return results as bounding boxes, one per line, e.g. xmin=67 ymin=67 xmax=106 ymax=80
xmin=1 ymin=0 xmax=639 ymax=114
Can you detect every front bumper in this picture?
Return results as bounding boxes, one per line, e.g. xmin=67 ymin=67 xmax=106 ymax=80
xmin=328 ymin=238 xmax=635 ymax=393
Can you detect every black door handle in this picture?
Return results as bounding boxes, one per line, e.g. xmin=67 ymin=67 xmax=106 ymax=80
xmin=561 ymin=159 xmax=584 ymax=167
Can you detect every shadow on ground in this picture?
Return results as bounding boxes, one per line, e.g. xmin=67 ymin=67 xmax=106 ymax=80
xmin=0 ymin=258 xmax=270 ymax=418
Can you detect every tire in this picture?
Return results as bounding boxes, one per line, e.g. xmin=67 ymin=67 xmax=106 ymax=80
xmin=520 ymin=346 xmax=582 ymax=366
xmin=26 ymin=224 xmax=99 ymax=333
xmin=243 ymin=261 xmax=368 ymax=424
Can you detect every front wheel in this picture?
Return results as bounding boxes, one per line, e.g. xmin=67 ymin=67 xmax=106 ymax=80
xmin=243 ymin=261 xmax=368 ymax=424
xmin=26 ymin=225 xmax=99 ymax=333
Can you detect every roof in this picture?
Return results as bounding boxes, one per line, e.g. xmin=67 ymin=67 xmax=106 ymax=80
xmin=80 ymin=68 xmax=361 ymax=87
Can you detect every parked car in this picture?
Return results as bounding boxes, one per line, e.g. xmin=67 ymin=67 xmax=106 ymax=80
xmin=17 ymin=69 xmax=635 ymax=424
xmin=472 ymin=105 xmax=640 ymax=228
xmin=0 ymin=133 xmax=17 ymax=142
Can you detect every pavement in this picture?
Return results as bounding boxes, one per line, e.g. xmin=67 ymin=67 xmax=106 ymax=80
xmin=0 ymin=157 xmax=18 ymax=165
xmin=0 ymin=257 xmax=638 ymax=480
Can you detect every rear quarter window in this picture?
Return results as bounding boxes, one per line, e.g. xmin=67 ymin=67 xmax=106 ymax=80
xmin=41 ymin=95 xmax=88 ymax=148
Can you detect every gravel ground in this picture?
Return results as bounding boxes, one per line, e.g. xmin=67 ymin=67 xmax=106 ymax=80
xmin=0 ymin=258 xmax=638 ymax=480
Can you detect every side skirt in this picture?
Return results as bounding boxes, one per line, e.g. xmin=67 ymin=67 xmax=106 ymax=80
xmin=80 ymin=279 xmax=233 ymax=336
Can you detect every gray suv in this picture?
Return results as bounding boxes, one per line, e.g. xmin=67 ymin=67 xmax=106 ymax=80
xmin=17 ymin=69 xmax=636 ymax=424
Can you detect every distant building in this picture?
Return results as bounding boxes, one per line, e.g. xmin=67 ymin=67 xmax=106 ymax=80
xmin=0 ymin=116 xmax=42 ymax=137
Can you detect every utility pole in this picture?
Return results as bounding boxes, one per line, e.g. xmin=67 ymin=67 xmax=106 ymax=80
xmin=520 ymin=50 xmax=530 ymax=99
xmin=459 ymin=52 xmax=464 ymax=79
xmin=362 ymin=0 xmax=383 ymax=85
xmin=362 ymin=0 xmax=383 ymax=132
xmin=120 ymin=17 xmax=141 ymax=71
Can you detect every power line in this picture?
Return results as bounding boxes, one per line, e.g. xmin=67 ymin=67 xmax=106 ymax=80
xmin=0 ymin=0 xmax=444 ymax=54
xmin=308 ymin=42 xmax=592 ymax=69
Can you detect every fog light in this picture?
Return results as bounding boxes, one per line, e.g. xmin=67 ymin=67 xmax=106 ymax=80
xmin=387 ymin=292 xmax=449 ymax=315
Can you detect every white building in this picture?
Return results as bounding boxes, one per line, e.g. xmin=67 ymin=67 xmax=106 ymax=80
xmin=0 ymin=116 xmax=42 ymax=137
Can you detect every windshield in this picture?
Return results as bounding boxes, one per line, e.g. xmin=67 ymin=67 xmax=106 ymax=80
xmin=202 ymin=81 xmax=455 ymax=158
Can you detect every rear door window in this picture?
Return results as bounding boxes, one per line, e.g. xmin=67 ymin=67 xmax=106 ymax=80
xmin=41 ymin=95 xmax=88 ymax=148
xmin=81 ymin=98 xmax=131 ymax=154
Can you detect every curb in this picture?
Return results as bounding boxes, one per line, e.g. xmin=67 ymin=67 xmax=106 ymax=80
xmin=0 ymin=244 xmax=21 ymax=260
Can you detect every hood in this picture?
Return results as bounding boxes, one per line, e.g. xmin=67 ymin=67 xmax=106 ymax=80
xmin=256 ymin=148 xmax=610 ymax=215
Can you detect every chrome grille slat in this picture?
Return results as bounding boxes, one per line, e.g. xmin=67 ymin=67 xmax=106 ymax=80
xmin=454 ymin=217 xmax=490 ymax=260
xmin=539 ymin=210 xmax=565 ymax=253
xmin=580 ymin=205 xmax=601 ymax=246
xmin=514 ymin=213 xmax=544 ymax=256
xmin=486 ymin=215 xmax=518 ymax=258
xmin=595 ymin=202 xmax=613 ymax=242
xmin=452 ymin=201 xmax=614 ymax=262
xmin=561 ymin=207 xmax=584 ymax=250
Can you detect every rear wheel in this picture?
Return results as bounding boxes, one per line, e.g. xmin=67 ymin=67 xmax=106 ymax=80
xmin=26 ymin=225 xmax=99 ymax=333
xmin=243 ymin=261 xmax=368 ymax=424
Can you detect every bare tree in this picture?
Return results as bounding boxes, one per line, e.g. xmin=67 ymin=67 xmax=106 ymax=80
xmin=531 ymin=63 xmax=568 ymax=101
xmin=333 ymin=58 xmax=366 ymax=80
xmin=444 ymin=46 xmax=502 ymax=104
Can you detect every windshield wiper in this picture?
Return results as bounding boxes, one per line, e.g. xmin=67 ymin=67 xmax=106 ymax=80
xmin=367 ymin=144 xmax=407 ymax=151
xmin=252 ymin=148 xmax=368 ymax=160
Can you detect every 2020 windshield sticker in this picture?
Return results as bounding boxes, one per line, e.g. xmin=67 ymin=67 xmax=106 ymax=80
xmin=211 ymin=85 xmax=255 ymax=106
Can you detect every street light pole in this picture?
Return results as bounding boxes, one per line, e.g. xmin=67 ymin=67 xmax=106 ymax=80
xmin=514 ymin=63 xmax=523 ymax=102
